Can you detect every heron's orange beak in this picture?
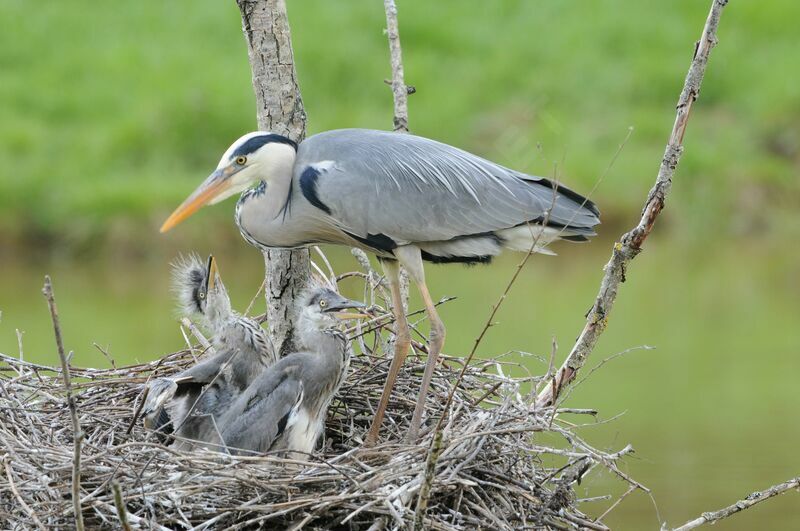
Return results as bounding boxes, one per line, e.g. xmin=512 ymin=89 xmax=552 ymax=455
xmin=160 ymin=167 xmax=235 ymax=233
xmin=206 ymin=255 xmax=219 ymax=291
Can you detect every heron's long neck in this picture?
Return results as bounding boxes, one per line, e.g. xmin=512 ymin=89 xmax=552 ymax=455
xmin=235 ymin=168 xmax=297 ymax=249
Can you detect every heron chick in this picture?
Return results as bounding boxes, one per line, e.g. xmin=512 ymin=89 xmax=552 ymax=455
xmin=214 ymin=288 xmax=366 ymax=457
xmin=142 ymin=255 xmax=276 ymax=449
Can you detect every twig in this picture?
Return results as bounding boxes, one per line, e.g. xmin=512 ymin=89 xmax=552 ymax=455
xmin=180 ymin=317 xmax=212 ymax=351
xmin=112 ymin=482 xmax=133 ymax=531
xmin=3 ymin=455 xmax=47 ymax=531
xmin=413 ymin=429 xmax=444 ymax=530
xmin=244 ymin=278 xmax=267 ymax=317
xmin=536 ymin=0 xmax=729 ymax=408
xmin=671 ymin=477 xmax=800 ymax=531
xmin=42 ymin=276 xmax=85 ymax=531
xmin=597 ymin=484 xmax=636 ymax=523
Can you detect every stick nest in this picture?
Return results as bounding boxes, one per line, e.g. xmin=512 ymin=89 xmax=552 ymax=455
xmin=1 ymin=254 xmax=638 ymax=529
xmin=0 ymin=344 xmax=637 ymax=530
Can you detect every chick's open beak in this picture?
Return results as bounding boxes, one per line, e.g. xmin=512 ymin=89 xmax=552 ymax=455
xmin=206 ymin=255 xmax=218 ymax=291
xmin=326 ymin=298 xmax=368 ymax=320
xmin=160 ymin=166 xmax=236 ymax=233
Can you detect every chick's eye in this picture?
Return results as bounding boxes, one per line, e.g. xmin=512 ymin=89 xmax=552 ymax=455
xmin=319 ymin=299 xmax=327 ymax=308
xmin=235 ymin=156 xmax=247 ymax=165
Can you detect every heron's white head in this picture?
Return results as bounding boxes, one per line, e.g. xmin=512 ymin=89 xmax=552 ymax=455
xmin=160 ymin=132 xmax=297 ymax=233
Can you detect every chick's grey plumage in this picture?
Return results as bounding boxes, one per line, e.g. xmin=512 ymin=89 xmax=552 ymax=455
xmin=142 ymin=255 xmax=276 ymax=448
xmin=217 ymin=288 xmax=360 ymax=456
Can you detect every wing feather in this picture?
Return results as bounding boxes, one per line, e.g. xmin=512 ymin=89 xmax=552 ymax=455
xmin=296 ymin=129 xmax=599 ymax=243
xmin=219 ymin=362 xmax=304 ymax=454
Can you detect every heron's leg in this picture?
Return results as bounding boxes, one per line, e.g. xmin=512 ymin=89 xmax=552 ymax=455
xmin=395 ymin=246 xmax=446 ymax=443
xmin=364 ymin=258 xmax=411 ymax=446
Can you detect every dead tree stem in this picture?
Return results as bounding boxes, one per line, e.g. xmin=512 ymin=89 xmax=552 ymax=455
xmin=536 ymin=0 xmax=728 ymax=408
xmin=383 ymin=0 xmax=412 ymax=309
xmin=383 ymin=0 xmax=409 ymax=133
xmin=237 ymin=0 xmax=309 ymax=355
xmin=42 ymin=276 xmax=84 ymax=531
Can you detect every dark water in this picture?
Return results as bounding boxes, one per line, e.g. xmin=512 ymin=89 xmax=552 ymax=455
xmin=1 ymin=237 xmax=798 ymax=528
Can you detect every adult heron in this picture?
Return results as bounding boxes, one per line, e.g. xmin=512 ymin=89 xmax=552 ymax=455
xmin=142 ymin=255 xmax=276 ymax=448
xmin=216 ymin=288 xmax=366 ymax=456
xmin=160 ymin=129 xmax=600 ymax=444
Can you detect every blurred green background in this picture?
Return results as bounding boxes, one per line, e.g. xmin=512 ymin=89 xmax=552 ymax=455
xmin=1 ymin=0 xmax=798 ymax=528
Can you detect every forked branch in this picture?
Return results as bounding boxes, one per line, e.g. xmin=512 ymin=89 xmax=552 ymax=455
xmin=536 ymin=0 xmax=729 ymax=408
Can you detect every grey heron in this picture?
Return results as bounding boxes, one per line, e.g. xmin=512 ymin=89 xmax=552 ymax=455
xmin=160 ymin=128 xmax=600 ymax=445
xmin=215 ymin=288 xmax=366 ymax=456
xmin=142 ymin=255 xmax=276 ymax=449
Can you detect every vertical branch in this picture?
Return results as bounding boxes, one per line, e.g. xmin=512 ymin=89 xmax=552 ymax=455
xmin=383 ymin=0 xmax=413 ymax=308
xmin=383 ymin=0 xmax=410 ymax=133
xmin=42 ymin=276 xmax=84 ymax=531
xmin=413 ymin=429 xmax=444 ymax=530
xmin=112 ymin=482 xmax=132 ymax=531
xmin=237 ymin=0 xmax=309 ymax=355
xmin=536 ymin=0 xmax=728 ymax=408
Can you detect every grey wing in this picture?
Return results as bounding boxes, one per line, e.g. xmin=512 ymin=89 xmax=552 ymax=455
xmin=296 ymin=129 xmax=600 ymax=244
xmin=219 ymin=364 xmax=304 ymax=455
xmin=174 ymin=349 xmax=235 ymax=384
xmin=141 ymin=351 xmax=232 ymax=438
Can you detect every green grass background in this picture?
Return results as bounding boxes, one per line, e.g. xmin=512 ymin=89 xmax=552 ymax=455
xmin=1 ymin=0 xmax=798 ymax=528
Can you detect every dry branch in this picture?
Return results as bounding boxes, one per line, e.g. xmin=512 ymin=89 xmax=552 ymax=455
xmin=382 ymin=0 xmax=413 ymax=308
xmin=536 ymin=0 xmax=729 ymax=407
xmin=237 ymin=0 xmax=310 ymax=355
xmin=671 ymin=477 xmax=800 ymax=530
xmin=383 ymin=0 xmax=410 ymax=133
xmin=42 ymin=276 xmax=85 ymax=531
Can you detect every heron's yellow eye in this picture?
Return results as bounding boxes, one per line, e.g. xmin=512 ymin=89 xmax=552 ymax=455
xmin=198 ymin=292 xmax=205 ymax=299
xmin=235 ymin=156 xmax=247 ymax=166
xmin=319 ymin=299 xmax=327 ymax=308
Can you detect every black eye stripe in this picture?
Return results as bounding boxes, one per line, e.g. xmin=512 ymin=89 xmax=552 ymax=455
xmin=230 ymin=134 xmax=297 ymax=158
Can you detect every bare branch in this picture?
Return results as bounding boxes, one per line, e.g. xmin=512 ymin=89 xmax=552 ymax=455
xmin=382 ymin=0 xmax=412 ymax=309
xmin=111 ymin=482 xmax=132 ymax=531
xmin=536 ymin=0 xmax=729 ymax=408
xmin=671 ymin=477 xmax=800 ymax=531
xmin=3 ymin=456 xmax=47 ymax=531
xmin=42 ymin=276 xmax=84 ymax=531
xmin=383 ymin=0 xmax=410 ymax=133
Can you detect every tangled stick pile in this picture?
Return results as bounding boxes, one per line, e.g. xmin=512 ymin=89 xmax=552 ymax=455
xmin=0 ymin=346 xmax=640 ymax=530
xmin=0 ymin=258 xmax=641 ymax=530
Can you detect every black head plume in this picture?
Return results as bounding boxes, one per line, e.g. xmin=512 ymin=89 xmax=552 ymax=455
xmin=171 ymin=253 xmax=209 ymax=316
